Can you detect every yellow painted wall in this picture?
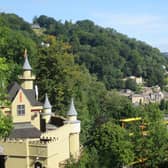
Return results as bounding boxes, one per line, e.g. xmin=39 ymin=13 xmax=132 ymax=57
xmin=47 ymin=154 xmax=59 ymax=168
xmin=69 ymin=133 xmax=80 ymax=159
xmin=19 ymin=71 xmax=35 ymax=90
xmin=31 ymin=111 xmax=41 ymax=130
xmin=43 ymin=124 xmax=71 ymax=163
xmin=43 ymin=120 xmax=80 ymax=161
xmin=6 ymin=157 xmax=27 ymax=168
xmin=0 ymin=140 xmax=28 ymax=168
xmin=0 ymin=140 xmax=27 ymax=156
xmin=12 ymin=89 xmax=31 ymax=123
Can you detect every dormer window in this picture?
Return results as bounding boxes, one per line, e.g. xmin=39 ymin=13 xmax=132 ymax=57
xmin=17 ymin=105 xmax=25 ymax=116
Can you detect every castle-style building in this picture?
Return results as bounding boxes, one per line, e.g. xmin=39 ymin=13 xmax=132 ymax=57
xmin=0 ymin=51 xmax=81 ymax=168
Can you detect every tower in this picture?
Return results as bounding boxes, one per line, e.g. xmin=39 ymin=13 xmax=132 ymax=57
xmin=66 ymin=98 xmax=80 ymax=159
xmin=42 ymin=93 xmax=52 ymax=123
xmin=19 ymin=49 xmax=35 ymax=90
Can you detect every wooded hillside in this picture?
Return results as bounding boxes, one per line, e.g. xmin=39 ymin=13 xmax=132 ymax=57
xmin=34 ymin=15 xmax=168 ymax=89
xmin=1 ymin=13 xmax=168 ymax=167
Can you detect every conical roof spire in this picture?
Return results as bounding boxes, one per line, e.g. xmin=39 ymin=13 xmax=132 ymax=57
xmin=67 ymin=98 xmax=77 ymax=116
xmin=23 ymin=49 xmax=32 ymax=70
xmin=44 ymin=93 xmax=52 ymax=109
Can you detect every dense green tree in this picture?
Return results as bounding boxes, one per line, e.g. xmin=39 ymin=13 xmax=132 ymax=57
xmin=89 ymin=121 xmax=134 ymax=168
xmin=0 ymin=26 xmax=37 ymax=64
xmin=100 ymin=91 xmax=137 ymax=120
xmin=132 ymin=104 xmax=168 ymax=168
xmin=0 ymin=25 xmax=38 ymax=83
xmin=0 ymin=57 xmax=13 ymax=138
xmin=65 ymin=147 xmax=99 ymax=168
xmin=35 ymin=36 xmax=76 ymax=114
xmin=34 ymin=15 xmax=168 ymax=89
xmin=0 ymin=13 xmax=33 ymax=33
xmin=159 ymin=99 xmax=168 ymax=110
xmin=0 ymin=57 xmax=9 ymax=90
xmin=0 ymin=112 xmax=13 ymax=138
xmin=125 ymin=79 xmax=137 ymax=91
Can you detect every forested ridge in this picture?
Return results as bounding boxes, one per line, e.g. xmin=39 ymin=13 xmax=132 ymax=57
xmin=1 ymin=13 xmax=168 ymax=167
xmin=34 ymin=15 xmax=168 ymax=89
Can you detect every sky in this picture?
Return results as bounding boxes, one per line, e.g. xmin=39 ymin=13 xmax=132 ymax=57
xmin=0 ymin=0 xmax=168 ymax=52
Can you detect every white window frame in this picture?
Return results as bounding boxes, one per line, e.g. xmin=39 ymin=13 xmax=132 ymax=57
xmin=17 ymin=105 xmax=25 ymax=116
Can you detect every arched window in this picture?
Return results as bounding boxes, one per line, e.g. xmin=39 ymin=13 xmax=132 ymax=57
xmin=35 ymin=162 xmax=42 ymax=168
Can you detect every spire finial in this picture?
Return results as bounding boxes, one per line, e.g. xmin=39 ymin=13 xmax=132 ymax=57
xmin=24 ymin=48 xmax=27 ymax=58
xmin=67 ymin=98 xmax=77 ymax=116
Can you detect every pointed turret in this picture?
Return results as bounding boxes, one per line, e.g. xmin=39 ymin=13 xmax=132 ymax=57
xmin=67 ymin=98 xmax=77 ymax=116
xmin=44 ymin=93 xmax=52 ymax=110
xmin=23 ymin=49 xmax=32 ymax=70
xmin=18 ymin=49 xmax=35 ymax=89
xmin=66 ymin=98 xmax=80 ymax=159
xmin=42 ymin=93 xmax=52 ymax=123
xmin=67 ymin=98 xmax=77 ymax=121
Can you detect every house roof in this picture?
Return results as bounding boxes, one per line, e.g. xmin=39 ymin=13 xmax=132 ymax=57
xmin=24 ymin=89 xmax=42 ymax=106
xmin=8 ymin=82 xmax=42 ymax=106
xmin=8 ymin=82 xmax=20 ymax=101
xmin=9 ymin=122 xmax=41 ymax=138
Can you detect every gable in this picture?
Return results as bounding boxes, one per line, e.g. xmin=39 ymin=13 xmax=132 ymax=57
xmin=12 ymin=89 xmax=31 ymax=106
xmin=8 ymin=82 xmax=42 ymax=106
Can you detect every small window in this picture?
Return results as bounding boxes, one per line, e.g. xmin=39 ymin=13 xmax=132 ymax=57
xmin=17 ymin=105 xmax=25 ymax=116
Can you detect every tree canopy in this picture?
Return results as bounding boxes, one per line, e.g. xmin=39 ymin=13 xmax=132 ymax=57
xmin=0 ymin=57 xmax=13 ymax=138
xmin=34 ymin=15 xmax=168 ymax=89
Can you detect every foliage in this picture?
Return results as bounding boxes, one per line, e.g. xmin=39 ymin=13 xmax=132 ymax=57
xmin=0 ymin=57 xmax=10 ymax=101
xmin=100 ymin=91 xmax=138 ymax=120
xmin=0 ymin=26 xmax=38 ymax=83
xmin=0 ymin=13 xmax=33 ymax=33
xmin=0 ymin=26 xmax=37 ymax=64
xmin=65 ymin=147 xmax=99 ymax=168
xmin=0 ymin=112 xmax=13 ymax=138
xmin=34 ymin=15 xmax=168 ymax=89
xmin=0 ymin=57 xmax=13 ymax=138
xmin=89 ymin=121 xmax=134 ymax=168
xmin=159 ymin=99 xmax=168 ymax=111
xmin=125 ymin=79 xmax=137 ymax=91
xmin=131 ymin=104 xmax=168 ymax=168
